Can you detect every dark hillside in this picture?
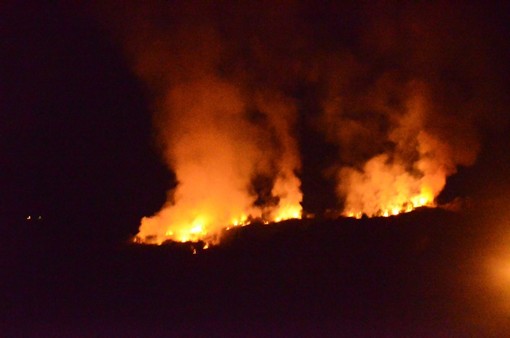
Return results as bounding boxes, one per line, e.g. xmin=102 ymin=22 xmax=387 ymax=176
xmin=4 ymin=206 xmax=509 ymax=337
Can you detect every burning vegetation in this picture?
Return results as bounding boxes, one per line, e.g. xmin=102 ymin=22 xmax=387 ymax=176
xmin=97 ymin=1 xmax=504 ymax=245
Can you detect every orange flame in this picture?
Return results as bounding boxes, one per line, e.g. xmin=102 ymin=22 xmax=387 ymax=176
xmin=135 ymin=204 xmax=302 ymax=245
xmin=345 ymin=186 xmax=435 ymax=219
xmin=340 ymin=90 xmax=446 ymax=219
xmin=132 ymin=77 xmax=303 ymax=246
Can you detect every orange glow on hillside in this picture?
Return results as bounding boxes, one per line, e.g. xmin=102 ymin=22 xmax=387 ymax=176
xmin=134 ymin=204 xmax=301 ymax=245
xmin=345 ymin=187 xmax=435 ymax=219
xmin=132 ymin=77 xmax=303 ymax=246
xmin=339 ymin=90 xmax=451 ymax=220
xmin=273 ymin=204 xmax=302 ymax=222
xmin=133 ymin=198 xmax=302 ymax=247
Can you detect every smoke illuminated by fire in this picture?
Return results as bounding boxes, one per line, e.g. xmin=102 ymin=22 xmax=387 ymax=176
xmin=339 ymin=88 xmax=448 ymax=218
xmin=341 ymin=153 xmax=436 ymax=219
xmin=94 ymin=1 xmax=504 ymax=244
xmin=133 ymin=78 xmax=303 ymax=245
xmin=103 ymin=3 xmax=307 ymax=245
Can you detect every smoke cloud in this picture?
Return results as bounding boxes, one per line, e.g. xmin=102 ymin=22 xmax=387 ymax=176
xmin=317 ymin=2 xmax=506 ymax=217
xmin=94 ymin=1 xmax=509 ymax=242
xmin=95 ymin=1 xmax=306 ymax=243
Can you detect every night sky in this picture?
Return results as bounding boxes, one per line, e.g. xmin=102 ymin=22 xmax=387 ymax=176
xmin=2 ymin=2 xmax=172 ymax=240
xmin=2 ymin=1 xmax=510 ymax=336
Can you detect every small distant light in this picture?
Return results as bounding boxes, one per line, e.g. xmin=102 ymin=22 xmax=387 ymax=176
xmin=38 ymin=216 xmax=42 ymax=220
xmin=26 ymin=215 xmax=31 ymax=220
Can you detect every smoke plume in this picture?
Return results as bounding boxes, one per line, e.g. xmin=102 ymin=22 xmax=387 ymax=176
xmin=97 ymin=1 xmax=305 ymax=244
xmin=317 ymin=2 xmax=504 ymax=217
xmin=94 ymin=1 xmax=508 ymax=242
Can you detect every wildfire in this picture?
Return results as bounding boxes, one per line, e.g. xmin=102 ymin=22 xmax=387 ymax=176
xmin=338 ymin=91 xmax=450 ymax=221
xmin=121 ymin=4 xmax=477 ymax=249
xmin=134 ymin=204 xmax=302 ymax=246
xmin=345 ymin=187 xmax=435 ymax=219
xmin=273 ymin=204 xmax=302 ymax=223
xmin=230 ymin=214 xmax=249 ymax=227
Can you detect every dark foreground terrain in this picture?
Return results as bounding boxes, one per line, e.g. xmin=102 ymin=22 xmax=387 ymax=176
xmin=3 ymin=205 xmax=510 ymax=337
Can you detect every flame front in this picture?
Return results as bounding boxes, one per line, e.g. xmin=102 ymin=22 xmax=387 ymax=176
xmin=339 ymin=89 xmax=450 ymax=219
xmin=345 ymin=184 xmax=435 ymax=219
xmin=136 ymin=203 xmax=301 ymax=245
xmin=129 ymin=68 xmax=303 ymax=246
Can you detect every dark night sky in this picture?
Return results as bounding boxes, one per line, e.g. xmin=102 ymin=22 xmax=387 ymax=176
xmin=1 ymin=2 xmax=173 ymax=240
xmin=1 ymin=1 xmax=510 ymax=241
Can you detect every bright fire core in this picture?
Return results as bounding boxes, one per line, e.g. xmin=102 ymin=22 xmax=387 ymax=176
xmin=345 ymin=188 xmax=435 ymax=219
xmin=134 ymin=204 xmax=302 ymax=245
